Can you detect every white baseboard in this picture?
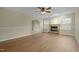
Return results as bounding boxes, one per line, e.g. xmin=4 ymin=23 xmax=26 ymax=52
xmin=60 ymin=33 xmax=74 ymax=36
xmin=0 ymin=34 xmax=32 ymax=42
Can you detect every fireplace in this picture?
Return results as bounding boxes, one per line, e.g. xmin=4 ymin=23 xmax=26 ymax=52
xmin=50 ymin=24 xmax=60 ymax=33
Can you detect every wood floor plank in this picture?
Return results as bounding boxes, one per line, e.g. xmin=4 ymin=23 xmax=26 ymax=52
xmin=0 ymin=33 xmax=78 ymax=52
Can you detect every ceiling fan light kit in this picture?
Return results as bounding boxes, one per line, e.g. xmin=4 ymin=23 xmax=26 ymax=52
xmin=41 ymin=11 xmax=46 ymax=14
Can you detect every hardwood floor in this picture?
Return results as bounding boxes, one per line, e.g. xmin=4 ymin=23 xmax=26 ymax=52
xmin=0 ymin=33 xmax=79 ymax=52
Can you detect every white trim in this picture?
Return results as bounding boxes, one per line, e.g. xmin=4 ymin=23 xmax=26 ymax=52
xmin=0 ymin=33 xmax=32 ymax=42
xmin=60 ymin=33 xmax=74 ymax=36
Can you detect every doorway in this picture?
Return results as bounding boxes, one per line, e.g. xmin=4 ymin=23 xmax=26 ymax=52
xmin=32 ymin=20 xmax=40 ymax=34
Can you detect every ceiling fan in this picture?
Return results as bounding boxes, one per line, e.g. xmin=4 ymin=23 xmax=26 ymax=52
xmin=35 ymin=7 xmax=52 ymax=14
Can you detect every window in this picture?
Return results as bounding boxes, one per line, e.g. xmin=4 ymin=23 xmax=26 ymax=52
xmin=62 ymin=18 xmax=71 ymax=24
xmin=61 ymin=17 xmax=72 ymax=30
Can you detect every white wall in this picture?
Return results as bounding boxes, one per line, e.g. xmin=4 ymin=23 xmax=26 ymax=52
xmin=51 ymin=16 xmax=61 ymax=24
xmin=0 ymin=8 xmax=35 ymax=41
xmin=38 ymin=19 xmax=43 ymax=32
xmin=75 ymin=12 xmax=79 ymax=43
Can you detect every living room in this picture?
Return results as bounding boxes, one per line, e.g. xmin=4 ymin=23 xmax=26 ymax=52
xmin=0 ymin=7 xmax=79 ymax=52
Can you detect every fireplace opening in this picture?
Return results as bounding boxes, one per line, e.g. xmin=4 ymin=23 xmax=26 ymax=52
xmin=50 ymin=25 xmax=59 ymax=33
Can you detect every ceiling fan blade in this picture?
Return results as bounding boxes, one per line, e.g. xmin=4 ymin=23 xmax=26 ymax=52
xmin=46 ymin=9 xmax=51 ymax=11
xmin=47 ymin=7 xmax=51 ymax=10
xmin=38 ymin=7 xmax=42 ymax=9
xmin=46 ymin=11 xmax=51 ymax=13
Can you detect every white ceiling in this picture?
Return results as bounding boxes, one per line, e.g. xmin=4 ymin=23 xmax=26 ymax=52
xmin=2 ymin=7 xmax=79 ymax=19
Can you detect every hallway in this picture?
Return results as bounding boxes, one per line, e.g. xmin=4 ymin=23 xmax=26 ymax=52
xmin=0 ymin=33 xmax=78 ymax=52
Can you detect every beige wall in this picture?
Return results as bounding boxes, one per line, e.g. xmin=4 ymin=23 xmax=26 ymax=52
xmin=0 ymin=8 xmax=34 ymax=41
xmin=75 ymin=12 xmax=79 ymax=43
